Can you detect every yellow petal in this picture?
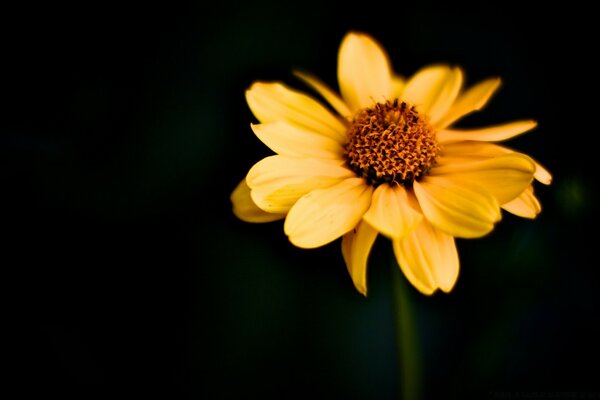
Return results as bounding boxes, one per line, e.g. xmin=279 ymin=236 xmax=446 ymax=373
xmin=431 ymin=154 xmax=535 ymax=204
xmin=251 ymin=122 xmax=344 ymax=160
xmin=231 ymin=179 xmax=286 ymax=223
xmin=392 ymin=74 xmax=405 ymax=98
xmin=414 ymin=176 xmax=501 ymax=238
xmin=247 ymin=155 xmax=354 ymax=213
xmin=434 ymin=77 xmax=502 ymax=129
xmin=293 ymin=70 xmax=352 ymax=119
xmin=284 ymin=178 xmax=373 ymax=248
xmin=439 ymin=141 xmax=552 ymax=185
xmin=341 ymin=220 xmax=378 ymax=296
xmin=393 ymin=220 xmax=460 ymax=295
xmin=246 ymin=82 xmax=347 ymax=143
xmin=427 ymin=67 xmax=464 ymax=125
xmin=439 ymin=141 xmax=509 ymax=161
xmin=531 ymin=160 xmax=552 ymax=185
xmin=337 ymin=31 xmax=393 ymax=112
xmin=501 ymin=185 xmax=541 ymax=219
xmin=401 ymin=65 xmax=462 ymax=121
xmin=437 ymin=120 xmax=537 ymax=143
xmin=363 ymin=184 xmax=423 ymax=240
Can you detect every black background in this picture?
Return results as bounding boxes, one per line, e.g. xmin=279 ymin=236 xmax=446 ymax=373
xmin=4 ymin=1 xmax=599 ymax=399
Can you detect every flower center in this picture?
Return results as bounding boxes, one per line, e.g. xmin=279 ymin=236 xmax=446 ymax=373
xmin=344 ymin=99 xmax=440 ymax=187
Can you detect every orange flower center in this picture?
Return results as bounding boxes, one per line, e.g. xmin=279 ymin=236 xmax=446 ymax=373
xmin=344 ymin=99 xmax=440 ymax=186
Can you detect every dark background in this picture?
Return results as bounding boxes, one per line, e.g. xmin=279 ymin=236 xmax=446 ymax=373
xmin=5 ymin=1 xmax=599 ymax=399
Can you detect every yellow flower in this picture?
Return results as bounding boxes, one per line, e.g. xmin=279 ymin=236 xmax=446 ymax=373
xmin=231 ymin=31 xmax=552 ymax=296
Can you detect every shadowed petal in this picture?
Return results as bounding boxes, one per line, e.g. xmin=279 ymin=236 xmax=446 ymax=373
xmin=231 ymin=179 xmax=286 ymax=223
xmin=342 ymin=220 xmax=378 ymax=296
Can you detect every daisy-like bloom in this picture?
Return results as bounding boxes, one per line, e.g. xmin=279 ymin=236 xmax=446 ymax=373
xmin=231 ymin=31 xmax=552 ymax=296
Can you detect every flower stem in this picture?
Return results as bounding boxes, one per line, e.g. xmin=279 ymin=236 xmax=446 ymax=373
xmin=391 ymin=257 xmax=422 ymax=400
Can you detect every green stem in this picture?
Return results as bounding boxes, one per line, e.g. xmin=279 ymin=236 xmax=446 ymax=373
xmin=391 ymin=257 xmax=422 ymax=400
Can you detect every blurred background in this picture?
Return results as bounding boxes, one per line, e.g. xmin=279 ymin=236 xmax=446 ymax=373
xmin=4 ymin=1 xmax=599 ymax=398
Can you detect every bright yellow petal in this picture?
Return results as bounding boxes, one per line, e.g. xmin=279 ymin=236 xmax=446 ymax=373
xmin=414 ymin=176 xmax=501 ymax=238
xmin=439 ymin=141 xmax=552 ymax=185
xmin=439 ymin=141 xmax=509 ymax=161
xmin=428 ymin=225 xmax=460 ymax=293
xmin=531 ymin=160 xmax=552 ymax=185
xmin=434 ymin=77 xmax=502 ymax=129
xmin=341 ymin=220 xmax=378 ymax=296
xmin=501 ymin=185 xmax=541 ymax=219
xmin=392 ymin=74 xmax=405 ymax=98
xmin=426 ymin=67 xmax=463 ymax=125
xmin=363 ymin=184 xmax=423 ymax=240
xmin=293 ymin=70 xmax=352 ymax=119
xmin=393 ymin=220 xmax=460 ymax=295
xmin=437 ymin=120 xmax=537 ymax=143
xmin=231 ymin=179 xmax=286 ymax=223
xmin=245 ymin=82 xmax=347 ymax=143
xmin=431 ymin=154 xmax=535 ymax=204
xmin=337 ymin=32 xmax=393 ymax=112
xmin=401 ymin=65 xmax=462 ymax=121
xmin=284 ymin=178 xmax=373 ymax=248
xmin=251 ymin=122 xmax=344 ymax=160
xmin=247 ymin=156 xmax=354 ymax=213
xmin=393 ymin=228 xmax=436 ymax=295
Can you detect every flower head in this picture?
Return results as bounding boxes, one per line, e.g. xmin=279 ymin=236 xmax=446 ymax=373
xmin=231 ymin=32 xmax=552 ymax=295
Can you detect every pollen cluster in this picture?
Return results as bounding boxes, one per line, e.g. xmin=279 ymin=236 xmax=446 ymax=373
xmin=345 ymin=99 xmax=440 ymax=186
